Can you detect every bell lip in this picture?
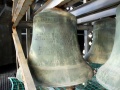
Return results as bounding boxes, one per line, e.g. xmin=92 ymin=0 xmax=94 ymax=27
xmin=35 ymin=78 xmax=90 ymax=87
xmin=88 ymin=61 xmax=105 ymax=64
xmin=96 ymin=75 xmax=119 ymax=90
xmin=29 ymin=64 xmax=93 ymax=87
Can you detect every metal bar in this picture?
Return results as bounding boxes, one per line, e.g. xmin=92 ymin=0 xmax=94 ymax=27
xmin=70 ymin=0 xmax=120 ymax=17
xmin=64 ymin=0 xmax=81 ymax=7
xmin=84 ymin=30 xmax=89 ymax=55
xmin=26 ymin=8 xmax=31 ymax=58
xmin=12 ymin=0 xmax=18 ymax=15
xmin=12 ymin=28 xmax=36 ymax=90
xmin=34 ymin=0 xmax=64 ymax=15
xmin=58 ymin=0 xmax=71 ymax=7
xmin=83 ymin=0 xmax=89 ymax=55
xmin=77 ymin=7 xmax=116 ymax=24
xmin=77 ymin=25 xmax=93 ymax=30
xmin=12 ymin=0 xmax=34 ymax=27
xmin=18 ymin=21 xmax=33 ymax=28
xmin=18 ymin=21 xmax=93 ymax=31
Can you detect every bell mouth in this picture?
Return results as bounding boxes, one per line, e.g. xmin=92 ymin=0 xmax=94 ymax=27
xmin=29 ymin=64 xmax=93 ymax=87
xmin=96 ymin=66 xmax=120 ymax=90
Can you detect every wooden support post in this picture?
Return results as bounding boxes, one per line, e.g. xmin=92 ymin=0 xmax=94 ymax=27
xmin=12 ymin=28 xmax=36 ymax=90
xmin=16 ymin=52 xmax=19 ymax=69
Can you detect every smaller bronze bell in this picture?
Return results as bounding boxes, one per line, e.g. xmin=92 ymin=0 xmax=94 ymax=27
xmin=84 ymin=18 xmax=115 ymax=64
xmin=96 ymin=4 xmax=120 ymax=90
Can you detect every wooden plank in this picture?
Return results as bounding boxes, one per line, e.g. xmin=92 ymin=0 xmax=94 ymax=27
xmin=12 ymin=28 xmax=36 ymax=90
xmin=12 ymin=0 xmax=18 ymax=15
xmin=34 ymin=0 xmax=64 ymax=15
xmin=12 ymin=0 xmax=34 ymax=27
xmin=58 ymin=0 xmax=71 ymax=7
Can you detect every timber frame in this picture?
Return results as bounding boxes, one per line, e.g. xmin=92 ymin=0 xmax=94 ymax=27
xmin=11 ymin=0 xmax=120 ymax=89
xmin=12 ymin=0 xmax=64 ymax=90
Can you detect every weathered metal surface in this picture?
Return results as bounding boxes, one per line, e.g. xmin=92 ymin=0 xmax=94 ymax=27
xmin=70 ymin=0 xmax=120 ymax=17
xmin=96 ymin=4 xmax=120 ymax=90
xmin=0 ymin=5 xmax=14 ymax=66
xmin=85 ymin=18 xmax=115 ymax=64
xmin=27 ymin=8 xmax=93 ymax=87
xmin=12 ymin=0 xmax=34 ymax=27
xmin=0 ymin=25 xmax=13 ymax=66
xmin=77 ymin=7 xmax=116 ymax=24
xmin=0 ymin=5 xmax=12 ymax=24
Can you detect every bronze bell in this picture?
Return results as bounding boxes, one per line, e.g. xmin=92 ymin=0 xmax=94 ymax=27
xmin=96 ymin=5 xmax=120 ymax=90
xmin=84 ymin=18 xmax=115 ymax=64
xmin=27 ymin=8 xmax=93 ymax=87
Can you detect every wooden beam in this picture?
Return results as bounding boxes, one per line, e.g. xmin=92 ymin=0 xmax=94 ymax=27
xmin=58 ymin=0 xmax=71 ymax=7
xmin=12 ymin=0 xmax=34 ymax=27
xmin=12 ymin=0 xmax=18 ymax=15
xmin=12 ymin=28 xmax=36 ymax=90
xmin=34 ymin=0 xmax=64 ymax=15
xmin=64 ymin=0 xmax=81 ymax=7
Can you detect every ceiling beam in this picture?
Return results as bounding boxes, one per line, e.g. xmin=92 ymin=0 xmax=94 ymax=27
xmin=77 ymin=7 xmax=116 ymax=24
xmin=70 ymin=0 xmax=120 ymax=17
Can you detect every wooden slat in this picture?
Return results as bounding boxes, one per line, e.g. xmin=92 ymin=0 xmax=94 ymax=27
xmin=34 ymin=0 xmax=64 ymax=15
xmin=58 ymin=0 xmax=71 ymax=7
xmin=12 ymin=28 xmax=36 ymax=90
xmin=12 ymin=0 xmax=18 ymax=15
xmin=12 ymin=0 xmax=34 ymax=27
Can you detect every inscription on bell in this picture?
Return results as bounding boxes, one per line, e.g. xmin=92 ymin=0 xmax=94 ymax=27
xmin=34 ymin=16 xmax=71 ymax=24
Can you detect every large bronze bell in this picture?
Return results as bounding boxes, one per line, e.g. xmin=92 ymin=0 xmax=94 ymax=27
xmin=84 ymin=18 xmax=115 ymax=64
xmin=96 ymin=5 xmax=120 ymax=90
xmin=28 ymin=8 xmax=93 ymax=87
